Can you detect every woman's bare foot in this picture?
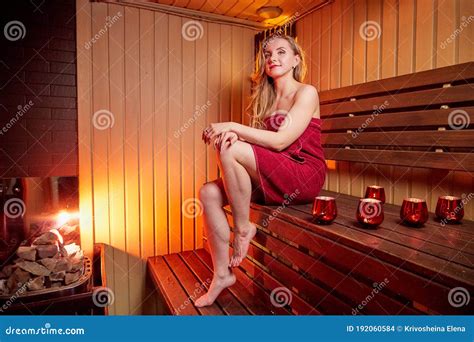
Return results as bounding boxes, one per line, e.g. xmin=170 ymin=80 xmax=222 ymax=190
xmin=229 ymin=223 xmax=257 ymax=267
xmin=194 ymin=270 xmax=236 ymax=307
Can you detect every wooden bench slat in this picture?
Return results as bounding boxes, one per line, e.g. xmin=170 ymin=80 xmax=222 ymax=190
xmin=319 ymin=62 xmax=474 ymax=104
xmin=147 ymin=256 xmax=200 ymax=315
xmin=229 ymin=226 xmax=420 ymax=315
xmin=321 ymin=83 xmax=474 ymax=117
xmin=228 ymin=241 xmax=319 ymax=315
xmin=251 ymin=227 xmax=421 ymax=315
xmin=324 ymin=148 xmax=474 ymax=171
xmin=247 ymin=204 xmax=473 ymax=314
xmin=322 ymin=107 xmax=474 ymax=131
xmin=279 ymin=206 xmax=474 ymax=288
xmin=196 ymin=247 xmax=285 ymax=315
xmin=164 ymin=254 xmax=224 ymax=315
xmin=179 ymin=251 xmax=250 ymax=315
xmin=322 ymin=130 xmax=474 ymax=148
xmin=319 ymin=190 xmax=474 ymax=255
xmin=291 ymin=203 xmax=474 ymax=269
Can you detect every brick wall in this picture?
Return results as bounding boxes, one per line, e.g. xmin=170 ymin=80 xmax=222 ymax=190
xmin=0 ymin=0 xmax=77 ymax=177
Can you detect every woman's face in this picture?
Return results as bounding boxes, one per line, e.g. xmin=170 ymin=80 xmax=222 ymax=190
xmin=263 ymin=37 xmax=299 ymax=79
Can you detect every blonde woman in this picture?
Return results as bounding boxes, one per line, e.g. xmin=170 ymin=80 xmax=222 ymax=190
xmin=196 ymin=34 xmax=327 ymax=307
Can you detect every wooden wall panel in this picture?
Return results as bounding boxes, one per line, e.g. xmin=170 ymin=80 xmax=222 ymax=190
xmin=77 ymin=1 xmax=255 ymax=314
xmin=296 ymin=0 xmax=473 ymax=219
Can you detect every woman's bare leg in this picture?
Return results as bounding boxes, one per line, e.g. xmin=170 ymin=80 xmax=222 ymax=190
xmin=195 ymin=180 xmax=236 ymax=307
xmin=217 ymin=141 xmax=259 ymax=267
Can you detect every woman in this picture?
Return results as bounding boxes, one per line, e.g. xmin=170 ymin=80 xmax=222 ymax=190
xmin=196 ymin=34 xmax=326 ymax=307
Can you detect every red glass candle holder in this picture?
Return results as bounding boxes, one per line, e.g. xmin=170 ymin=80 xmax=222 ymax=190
xmin=400 ymin=198 xmax=429 ymax=226
xmin=364 ymin=185 xmax=386 ymax=204
xmin=356 ymin=198 xmax=384 ymax=228
xmin=435 ymin=196 xmax=464 ymax=224
xmin=312 ymin=196 xmax=337 ymax=224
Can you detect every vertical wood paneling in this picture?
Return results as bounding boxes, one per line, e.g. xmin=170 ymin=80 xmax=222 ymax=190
xmin=123 ymin=6 xmax=142 ymax=314
xmin=194 ymin=21 xmax=208 ymax=249
xmin=352 ymin=0 xmax=367 ymax=85
xmin=298 ymin=0 xmax=473 ymax=219
xmin=311 ymin=10 xmax=321 ymax=89
xmin=139 ymin=8 xmax=155 ymax=262
xmin=397 ymin=0 xmax=415 ymax=75
xmin=207 ymin=23 xmax=220 ymax=183
xmin=182 ymin=19 xmax=196 ymax=251
xmin=77 ymin=0 xmax=94 ymax=259
xmin=436 ymin=0 xmax=457 ymax=67
xmin=77 ymin=4 xmax=255 ymax=314
xmin=168 ymin=15 xmax=183 ymax=253
xmin=90 ymin=4 xmax=115 ymax=315
xmin=91 ymin=3 xmax=111 ymax=249
xmin=305 ymin=15 xmax=313 ymax=85
xmin=154 ymin=13 xmax=169 ymax=256
xmin=242 ymin=29 xmax=254 ymax=127
xmin=320 ymin=6 xmax=332 ymax=90
xmin=108 ymin=3 xmax=128 ymax=315
xmin=458 ymin=0 xmax=474 ymax=63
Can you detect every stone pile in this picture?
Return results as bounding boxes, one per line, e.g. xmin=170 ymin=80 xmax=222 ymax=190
xmin=0 ymin=229 xmax=84 ymax=296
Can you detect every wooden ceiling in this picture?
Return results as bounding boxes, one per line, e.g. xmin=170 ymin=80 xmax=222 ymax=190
xmin=107 ymin=0 xmax=331 ymax=28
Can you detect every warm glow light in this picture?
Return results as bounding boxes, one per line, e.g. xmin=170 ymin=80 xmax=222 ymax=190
xmin=326 ymin=160 xmax=337 ymax=170
xmin=56 ymin=210 xmax=80 ymax=227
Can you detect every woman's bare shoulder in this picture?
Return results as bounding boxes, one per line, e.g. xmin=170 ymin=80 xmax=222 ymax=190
xmin=295 ymin=84 xmax=320 ymax=119
xmin=296 ymin=83 xmax=319 ymax=97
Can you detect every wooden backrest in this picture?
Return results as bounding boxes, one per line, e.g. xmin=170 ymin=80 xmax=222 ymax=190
xmin=319 ymin=62 xmax=474 ymax=171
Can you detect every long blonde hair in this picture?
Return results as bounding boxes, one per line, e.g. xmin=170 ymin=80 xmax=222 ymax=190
xmin=248 ymin=34 xmax=307 ymax=128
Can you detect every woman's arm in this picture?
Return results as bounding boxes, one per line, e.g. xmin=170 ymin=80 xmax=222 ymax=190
xmin=232 ymin=85 xmax=319 ymax=151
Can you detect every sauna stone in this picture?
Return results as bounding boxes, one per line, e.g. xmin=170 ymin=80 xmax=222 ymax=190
xmin=16 ymin=246 xmax=36 ymax=261
xmin=16 ymin=261 xmax=51 ymax=277
xmin=36 ymin=245 xmax=59 ymax=259
xmin=27 ymin=276 xmax=45 ymax=291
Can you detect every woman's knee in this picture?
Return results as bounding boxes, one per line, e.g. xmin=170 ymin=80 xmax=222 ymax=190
xmin=217 ymin=140 xmax=247 ymax=164
xmin=199 ymin=182 xmax=225 ymax=206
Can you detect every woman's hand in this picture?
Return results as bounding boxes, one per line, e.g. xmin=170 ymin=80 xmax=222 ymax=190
xmin=202 ymin=122 xmax=235 ymax=144
xmin=214 ymin=131 xmax=238 ymax=151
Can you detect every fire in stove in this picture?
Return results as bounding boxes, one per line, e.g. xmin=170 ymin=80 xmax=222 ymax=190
xmin=0 ymin=211 xmax=86 ymax=296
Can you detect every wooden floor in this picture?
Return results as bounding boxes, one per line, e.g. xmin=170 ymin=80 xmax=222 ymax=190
xmin=148 ymin=189 xmax=474 ymax=315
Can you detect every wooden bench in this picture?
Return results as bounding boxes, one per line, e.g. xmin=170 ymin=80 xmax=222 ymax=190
xmin=320 ymin=61 xmax=474 ymax=171
xmin=147 ymin=63 xmax=474 ymax=315
xmin=148 ymin=191 xmax=474 ymax=315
